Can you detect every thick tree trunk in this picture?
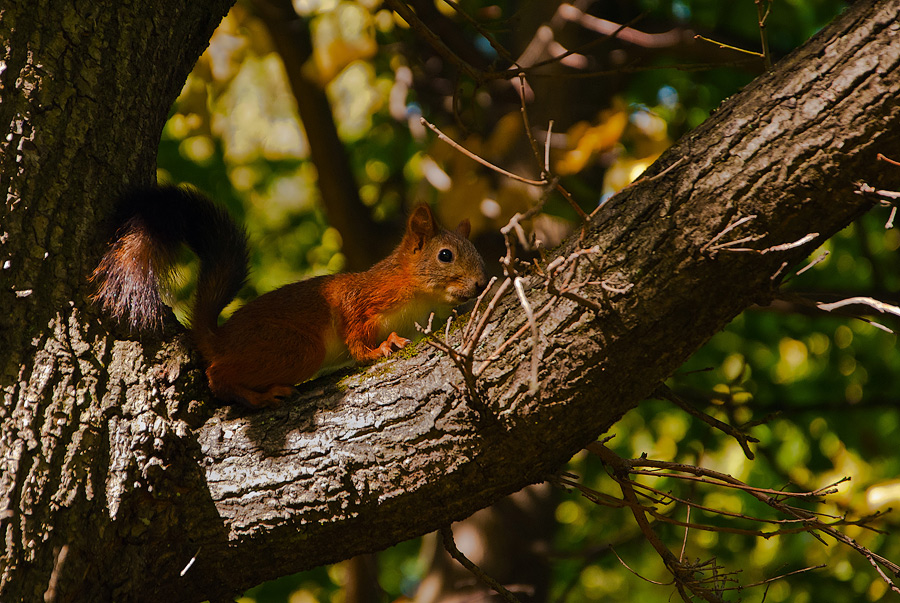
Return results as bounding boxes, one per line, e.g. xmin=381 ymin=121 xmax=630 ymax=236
xmin=1 ymin=1 xmax=899 ymax=602
xmin=0 ymin=1 xmax=235 ymax=601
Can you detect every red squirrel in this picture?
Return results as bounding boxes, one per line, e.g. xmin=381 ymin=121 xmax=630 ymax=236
xmin=92 ymin=186 xmax=487 ymax=407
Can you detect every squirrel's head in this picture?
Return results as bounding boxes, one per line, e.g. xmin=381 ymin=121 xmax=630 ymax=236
xmin=403 ymin=203 xmax=488 ymax=305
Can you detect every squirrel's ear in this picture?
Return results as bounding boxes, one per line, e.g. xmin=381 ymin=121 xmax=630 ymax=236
xmin=407 ymin=204 xmax=438 ymax=246
xmin=455 ymin=219 xmax=471 ymax=239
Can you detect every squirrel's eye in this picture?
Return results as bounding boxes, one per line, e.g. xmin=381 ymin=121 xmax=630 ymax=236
xmin=438 ymin=249 xmax=453 ymax=263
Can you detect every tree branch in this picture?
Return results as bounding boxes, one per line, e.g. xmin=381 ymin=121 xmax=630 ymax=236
xmin=4 ymin=1 xmax=900 ymax=601
xmin=186 ymin=1 xmax=900 ymax=598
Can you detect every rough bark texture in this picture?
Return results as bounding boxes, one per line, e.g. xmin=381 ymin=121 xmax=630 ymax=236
xmin=0 ymin=1 xmax=235 ymax=601
xmin=1 ymin=1 xmax=899 ymax=602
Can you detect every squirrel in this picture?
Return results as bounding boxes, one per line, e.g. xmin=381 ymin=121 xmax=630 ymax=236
xmin=92 ymin=186 xmax=488 ymax=408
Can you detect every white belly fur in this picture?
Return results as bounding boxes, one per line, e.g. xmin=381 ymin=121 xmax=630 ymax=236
xmin=376 ymin=295 xmax=447 ymax=343
xmin=317 ymin=296 xmax=450 ymax=377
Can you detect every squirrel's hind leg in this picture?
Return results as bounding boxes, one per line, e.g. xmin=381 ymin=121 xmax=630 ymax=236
xmin=205 ymin=368 xmax=296 ymax=408
xmin=204 ymin=338 xmax=325 ymax=407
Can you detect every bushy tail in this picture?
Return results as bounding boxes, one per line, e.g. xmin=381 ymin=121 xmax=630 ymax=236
xmin=92 ymin=186 xmax=249 ymax=342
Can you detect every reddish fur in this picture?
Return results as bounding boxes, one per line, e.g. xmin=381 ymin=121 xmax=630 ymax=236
xmin=95 ymin=193 xmax=487 ymax=408
xmin=199 ymin=276 xmax=333 ymax=406
xmin=91 ymin=226 xmax=174 ymax=328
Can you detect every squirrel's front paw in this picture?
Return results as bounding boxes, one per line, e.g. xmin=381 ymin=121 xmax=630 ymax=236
xmin=377 ymin=332 xmax=411 ymax=357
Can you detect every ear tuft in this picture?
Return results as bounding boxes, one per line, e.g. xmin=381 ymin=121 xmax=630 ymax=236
xmin=407 ymin=203 xmax=438 ymax=244
xmin=455 ymin=219 xmax=471 ymax=239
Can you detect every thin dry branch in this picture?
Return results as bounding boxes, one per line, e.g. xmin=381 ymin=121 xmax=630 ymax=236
xmin=609 ymin=547 xmax=676 ymax=586
xmin=544 ymin=246 xmax=615 ymax=313
xmin=877 ymin=153 xmax=900 ymax=167
xmin=793 ymin=251 xmax=829 ymax=276
xmin=856 ymin=181 xmax=900 ymax=203
xmin=627 ymin=481 xmax=882 ymax=537
xmin=557 ymin=5 xmax=682 ymax=49
xmin=720 ymin=232 xmax=819 ymax=255
xmin=756 ymin=0 xmax=774 ymax=70
xmin=420 ymin=117 xmax=546 ymax=186
xmin=733 ymin=564 xmax=825 ymax=592
xmin=557 ymin=474 xmax=841 ymax=539
xmin=522 ymin=60 xmax=760 ymax=80
xmin=591 ymin=444 xmax=729 ymax=603
xmin=817 ymin=296 xmax=900 ymax=318
xmin=701 ymin=214 xmax=758 ymax=255
xmin=419 ymin=57 xmax=592 ymax=230
xmin=757 ymin=232 xmax=819 ymax=254
xmin=440 ymin=0 xmax=519 ymax=67
xmin=383 ymin=0 xmax=481 ymax=82
xmin=517 ymin=74 xmax=546 ymax=178
xmin=472 ymin=294 xmax=556 ymax=377
xmin=693 ymin=34 xmax=764 ymax=58
xmin=462 ymin=276 xmax=499 ymax=342
xmin=513 ymin=277 xmax=539 ymax=394
xmin=519 ymin=9 xmax=649 ymax=72
xmin=654 ymin=385 xmax=759 ymax=460
xmin=440 ymin=526 xmax=524 ymax=603
xmin=776 ymin=291 xmax=897 ymax=333
xmin=587 ymin=444 xmax=900 ymax=595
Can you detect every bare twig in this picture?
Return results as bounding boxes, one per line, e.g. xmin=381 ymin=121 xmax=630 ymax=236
xmin=557 ymin=5 xmax=680 ymax=49
xmin=680 ymin=505 xmax=691 ymax=562
xmin=591 ymin=445 xmax=728 ymax=603
xmin=554 ymin=181 xmax=591 ymax=225
xmin=588 ymin=444 xmax=900 ymax=595
xmin=43 ymin=545 xmax=69 ymax=603
xmin=737 ymin=565 xmax=826 ymax=591
xmin=544 ymin=119 xmax=553 ymax=175
xmin=610 ymin=547 xmax=676 ymax=586
xmin=774 ymin=292 xmax=895 ymax=333
xmin=856 ymin=181 xmax=900 ymax=203
xmin=794 ymin=251 xmax=829 ymax=276
xmin=521 ymin=9 xmax=649 ymax=71
xmin=465 ymin=277 xmax=512 ymax=359
xmin=382 ymin=0 xmax=481 ymax=82
xmin=473 ymin=296 xmax=556 ymax=376
xmin=622 ymin=468 xmax=846 ymax=500
xmin=517 ymin=74 xmax=546 ymax=178
xmin=693 ymin=34 xmax=764 ymax=58
xmin=628 ymin=156 xmax=686 ymax=188
xmin=719 ymin=233 xmax=819 ymax=254
xmin=180 ymin=547 xmax=200 ymax=577
xmin=513 ymin=276 xmax=540 ymax=394
xmin=817 ymin=296 xmax=900 ymax=318
xmin=421 ymin=117 xmax=546 ymax=186
xmin=440 ymin=0 xmax=518 ymax=67
xmin=544 ymin=246 xmax=612 ymax=312
xmin=755 ymin=0 xmax=774 ymax=70
xmin=654 ymin=385 xmax=758 ymax=460
xmin=877 ymin=153 xmax=900 ymax=167
xmin=757 ymin=232 xmax=818 ymax=254
xmin=709 ymin=234 xmax=765 ymax=252
xmin=701 ymin=214 xmax=758 ymax=254
xmin=855 ymin=181 xmax=900 ymax=228
xmin=463 ymin=276 xmax=499 ymax=341
xmin=441 ymin=526 xmax=524 ymax=603
xmin=523 ymin=59 xmax=759 ymax=80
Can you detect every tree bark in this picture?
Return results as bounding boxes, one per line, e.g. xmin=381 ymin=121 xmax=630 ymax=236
xmin=0 ymin=1 xmax=235 ymax=601
xmin=1 ymin=1 xmax=899 ymax=602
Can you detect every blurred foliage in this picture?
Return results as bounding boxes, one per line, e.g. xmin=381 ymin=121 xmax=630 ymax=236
xmin=155 ymin=0 xmax=900 ymax=601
